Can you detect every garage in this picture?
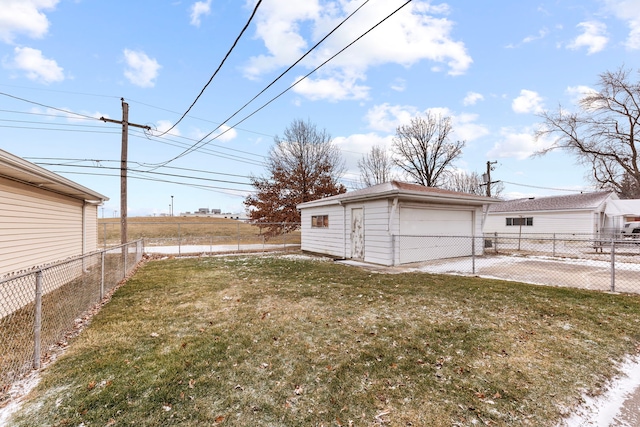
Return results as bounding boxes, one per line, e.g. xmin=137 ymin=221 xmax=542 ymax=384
xmin=298 ymin=181 xmax=497 ymax=266
xmin=399 ymin=207 xmax=474 ymax=263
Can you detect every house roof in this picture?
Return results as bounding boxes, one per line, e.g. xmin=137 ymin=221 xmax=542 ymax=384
xmin=0 ymin=148 xmax=108 ymax=203
xmin=488 ymin=191 xmax=615 ymax=214
xmin=297 ymin=180 xmax=499 ymax=209
xmin=604 ymin=199 xmax=640 ymax=216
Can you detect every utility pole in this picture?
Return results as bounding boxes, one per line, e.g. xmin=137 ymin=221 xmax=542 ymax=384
xmin=482 ymin=160 xmax=498 ymax=197
xmin=100 ymin=99 xmax=150 ymax=244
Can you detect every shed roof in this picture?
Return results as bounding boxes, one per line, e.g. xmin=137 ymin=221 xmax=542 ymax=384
xmin=0 ymin=149 xmax=108 ymax=203
xmin=488 ymin=191 xmax=614 ymax=214
xmin=298 ymin=180 xmax=499 ymax=209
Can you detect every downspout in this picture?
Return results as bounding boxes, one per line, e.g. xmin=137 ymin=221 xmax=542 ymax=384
xmin=82 ymin=200 xmax=87 ymax=255
xmin=389 ymin=197 xmax=398 ymax=266
xmin=340 ymin=201 xmax=346 ymax=259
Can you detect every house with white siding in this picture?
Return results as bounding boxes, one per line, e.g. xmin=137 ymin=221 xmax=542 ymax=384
xmin=297 ymin=181 xmax=497 ymax=266
xmin=483 ymin=191 xmax=617 ymax=237
xmin=0 ymin=149 xmax=108 ymax=277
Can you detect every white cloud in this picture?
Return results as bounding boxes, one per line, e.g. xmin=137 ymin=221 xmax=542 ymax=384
xmin=292 ymin=73 xmax=370 ymax=102
xmin=390 ymin=78 xmax=406 ymax=92
xmin=364 ymin=104 xmax=488 ymax=142
xmin=243 ymin=0 xmax=472 ymax=101
xmin=567 ymin=21 xmax=608 ymax=54
xmin=566 ymin=85 xmax=597 ymax=104
xmin=604 ymin=0 xmax=640 ymax=50
xmin=190 ymin=0 xmax=212 ymax=27
xmin=0 ymin=0 xmax=59 ymax=44
xmin=487 ymin=127 xmax=554 ymax=160
xmin=463 ymin=91 xmax=484 ymax=106
xmin=365 ymin=103 xmax=419 ymax=133
xmin=333 ymin=132 xmax=395 ymax=176
xmin=214 ymin=124 xmax=238 ymax=142
xmin=522 ymin=28 xmax=549 ymax=44
xmin=7 ymin=46 xmax=64 ymax=83
xmin=153 ymin=120 xmax=181 ymax=137
xmin=123 ymin=49 xmax=161 ymax=88
xmin=512 ymin=89 xmax=544 ymax=114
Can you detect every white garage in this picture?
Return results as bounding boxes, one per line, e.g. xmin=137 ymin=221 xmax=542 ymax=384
xmin=298 ymin=181 xmax=497 ymax=266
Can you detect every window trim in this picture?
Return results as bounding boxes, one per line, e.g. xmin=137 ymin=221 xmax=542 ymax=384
xmin=506 ymin=217 xmax=533 ymax=226
xmin=311 ymin=215 xmax=329 ymax=228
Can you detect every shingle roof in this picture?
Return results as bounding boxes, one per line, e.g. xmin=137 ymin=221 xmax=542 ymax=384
xmin=488 ymin=191 xmax=614 ymax=213
xmin=298 ymin=180 xmax=499 ymax=209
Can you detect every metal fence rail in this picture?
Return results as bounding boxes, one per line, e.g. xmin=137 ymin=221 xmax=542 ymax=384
xmin=397 ymin=234 xmax=640 ymax=294
xmin=0 ymin=240 xmax=144 ymax=402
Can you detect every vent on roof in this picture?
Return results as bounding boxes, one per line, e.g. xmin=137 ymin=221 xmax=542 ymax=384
xmin=528 ymin=197 xmax=535 ymax=200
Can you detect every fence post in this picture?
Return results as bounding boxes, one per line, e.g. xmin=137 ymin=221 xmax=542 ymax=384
xmin=471 ymin=235 xmax=476 ymax=275
xmin=553 ymin=233 xmax=556 ymax=257
xmin=610 ymin=237 xmax=616 ymax=292
xmin=100 ymin=251 xmax=105 ymax=300
xmin=33 ymin=270 xmax=43 ymax=369
xmin=103 ymin=222 xmax=107 ymax=249
xmin=209 ymin=235 xmax=213 ymax=256
xmin=283 ymin=228 xmax=286 ymax=252
xmin=237 ymin=222 xmax=240 ymax=251
xmin=494 ymin=232 xmax=498 ymax=254
xmin=178 ymin=223 xmax=182 ymax=256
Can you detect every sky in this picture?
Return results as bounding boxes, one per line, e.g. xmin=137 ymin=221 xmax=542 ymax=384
xmin=0 ymin=0 xmax=639 ymax=217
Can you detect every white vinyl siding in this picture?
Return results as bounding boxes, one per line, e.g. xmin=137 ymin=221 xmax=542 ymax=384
xmin=300 ymin=204 xmax=345 ymax=258
xmin=0 ymin=177 xmax=86 ymax=277
xmin=484 ymin=210 xmax=595 ymax=236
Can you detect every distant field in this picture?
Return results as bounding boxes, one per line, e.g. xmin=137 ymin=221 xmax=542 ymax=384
xmin=97 ymin=217 xmax=301 ymax=246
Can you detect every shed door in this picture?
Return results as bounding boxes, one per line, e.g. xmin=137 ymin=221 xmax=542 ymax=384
xmin=351 ymin=208 xmax=364 ymax=260
xmin=399 ymin=208 xmax=473 ymax=263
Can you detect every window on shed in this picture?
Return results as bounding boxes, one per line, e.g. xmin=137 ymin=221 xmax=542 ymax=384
xmin=506 ymin=217 xmax=533 ymax=226
xmin=312 ymin=215 xmax=329 ymax=228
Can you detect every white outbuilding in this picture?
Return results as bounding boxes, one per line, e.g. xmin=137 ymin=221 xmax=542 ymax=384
xmin=297 ymin=181 xmax=497 ymax=266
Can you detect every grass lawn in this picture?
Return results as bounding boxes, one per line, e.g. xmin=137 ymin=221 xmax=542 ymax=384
xmin=8 ymin=254 xmax=640 ymax=426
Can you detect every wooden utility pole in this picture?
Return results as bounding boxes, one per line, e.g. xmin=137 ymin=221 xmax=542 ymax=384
xmin=483 ymin=160 xmax=498 ymax=197
xmin=100 ymin=99 xmax=151 ymax=244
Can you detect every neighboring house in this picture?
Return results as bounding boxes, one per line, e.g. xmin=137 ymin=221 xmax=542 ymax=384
xmin=483 ymin=191 xmax=617 ymax=237
xmin=297 ymin=181 xmax=497 ymax=266
xmin=0 ymin=149 xmax=108 ymax=277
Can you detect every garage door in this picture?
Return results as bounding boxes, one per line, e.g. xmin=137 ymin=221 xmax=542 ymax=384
xmin=399 ymin=208 xmax=473 ymax=263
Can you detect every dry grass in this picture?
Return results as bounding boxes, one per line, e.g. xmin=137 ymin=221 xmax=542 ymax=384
xmin=8 ymin=254 xmax=640 ymax=426
xmin=97 ymin=217 xmax=301 ymax=246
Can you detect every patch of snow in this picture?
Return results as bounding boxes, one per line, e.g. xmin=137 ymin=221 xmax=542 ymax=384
xmin=0 ymin=372 xmax=41 ymax=426
xmin=558 ymin=355 xmax=640 ymax=426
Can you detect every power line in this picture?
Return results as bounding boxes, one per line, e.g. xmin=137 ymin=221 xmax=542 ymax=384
xmin=149 ymin=0 xmax=374 ymax=168
xmin=35 ymin=162 xmax=253 ymax=186
xmin=26 ymin=157 xmax=253 ymax=179
xmin=501 ymin=180 xmax=593 ymax=192
xmin=156 ymin=0 xmax=414 ymax=167
xmin=0 ymin=91 xmax=101 ymax=121
xmin=159 ymin=0 xmax=263 ymax=136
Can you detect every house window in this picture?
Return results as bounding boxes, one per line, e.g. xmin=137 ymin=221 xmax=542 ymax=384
xmin=311 ymin=215 xmax=329 ymax=228
xmin=506 ymin=217 xmax=533 ymax=226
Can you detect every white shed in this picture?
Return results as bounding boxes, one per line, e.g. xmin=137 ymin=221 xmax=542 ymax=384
xmin=483 ymin=191 xmax=617 ymax=237
xmin=297 ymin=181 xmax=497 ymax=266
xmin=0 ymin=149 xmax=108 ymax=277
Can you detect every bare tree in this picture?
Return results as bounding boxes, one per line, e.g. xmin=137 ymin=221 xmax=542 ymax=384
xmin=358 ymin=145 xmax=394 ymax=187
xmin=537 ymin=67 xmax=640 ymax=196
xmin=443 ymin=170 xmax=504 ymax=197
xmin=391 ymin=112 xmax=465 ymax=187
xmin=244 ymin=119 xmax=346 ymax=237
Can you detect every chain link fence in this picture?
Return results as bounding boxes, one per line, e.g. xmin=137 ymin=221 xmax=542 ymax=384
xmin=98 ymin=221 xmax=301 ymax=255
xmin=396 ymin=233 xmax=640 ymax=294
xmin=0 ymin=240 xmax=144 ymax=403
